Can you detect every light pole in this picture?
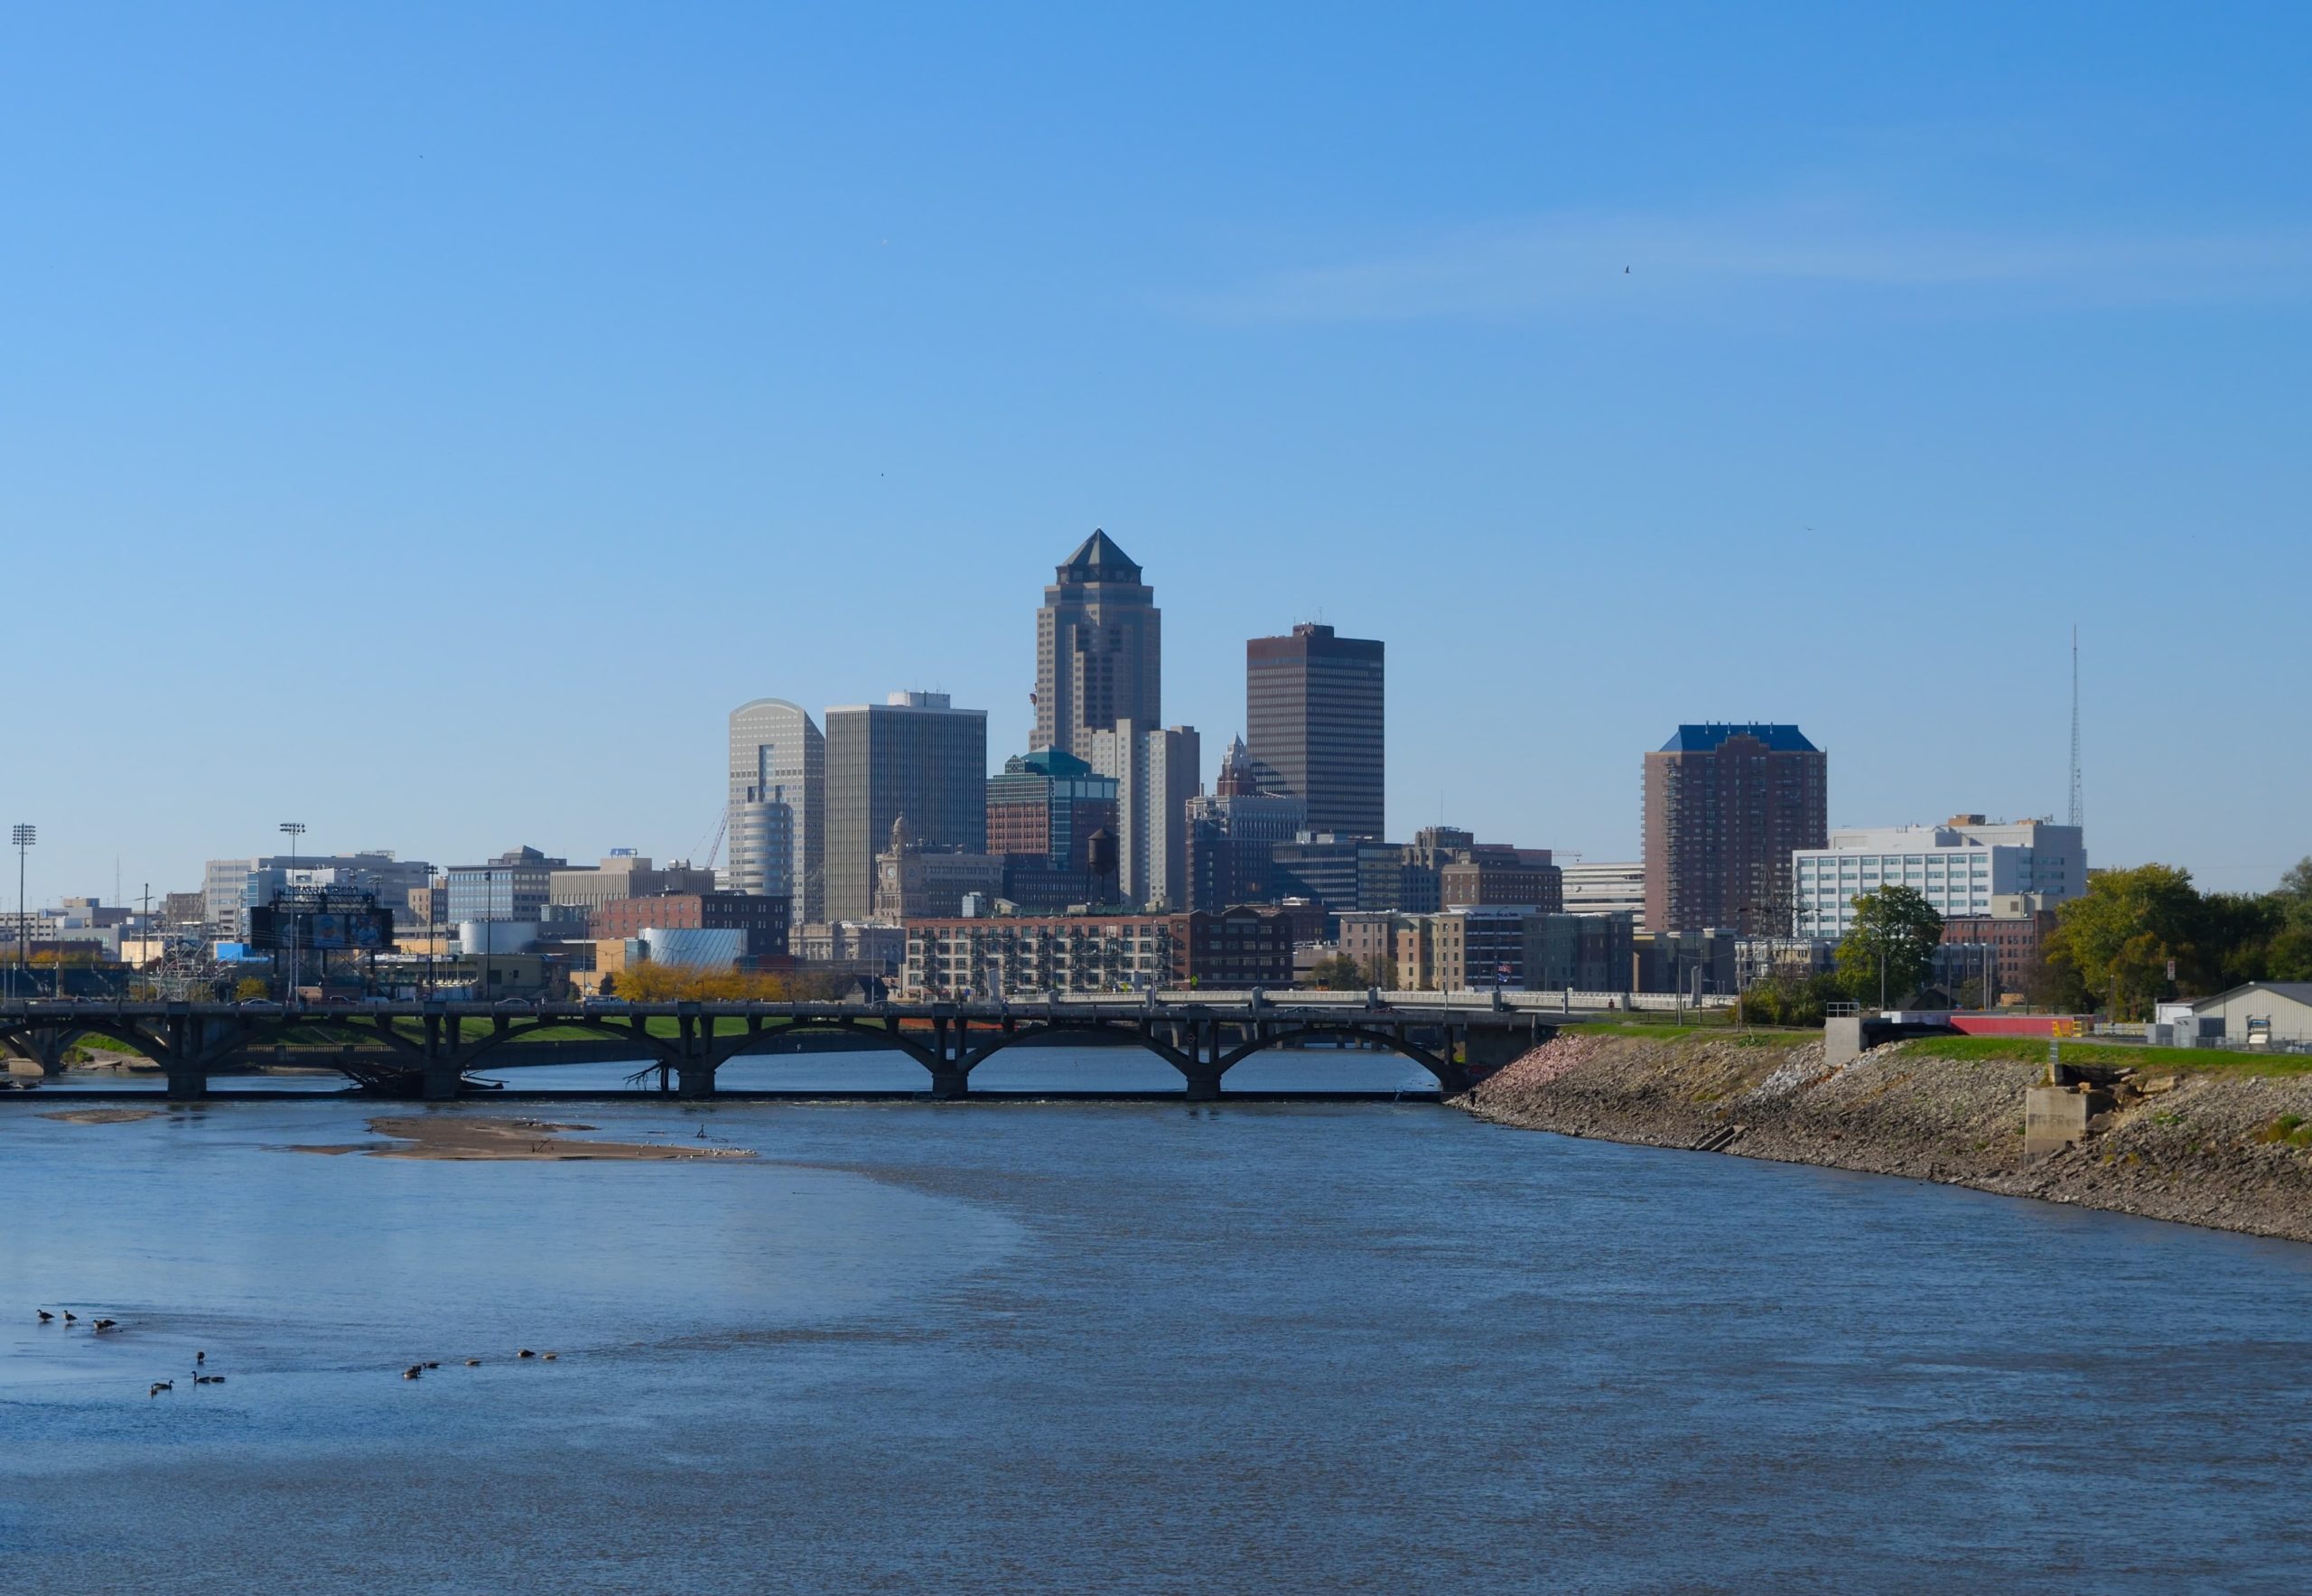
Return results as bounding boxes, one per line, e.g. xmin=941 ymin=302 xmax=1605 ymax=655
xmin=279 ymin=822 xmax=305 ymax=1002
xmin=11 ymin=824 xmax=33 ymax=1000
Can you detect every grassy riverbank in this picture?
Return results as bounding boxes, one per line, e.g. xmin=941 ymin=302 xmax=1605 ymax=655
xmin=1462 ymin=1030 xmax=2312 ymax=1245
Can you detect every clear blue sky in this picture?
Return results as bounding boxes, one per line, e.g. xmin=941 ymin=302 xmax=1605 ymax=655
xmin=5 ymin=3 xmax=2307 ymax=903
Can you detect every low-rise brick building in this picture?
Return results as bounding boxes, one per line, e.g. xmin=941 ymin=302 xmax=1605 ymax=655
xmin=591 ymin=891 xmax=790 ymax=961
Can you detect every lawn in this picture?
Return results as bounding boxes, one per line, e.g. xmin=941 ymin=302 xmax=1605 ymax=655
xmin=1905 ymin=1034 xmax=2312 ymax=1078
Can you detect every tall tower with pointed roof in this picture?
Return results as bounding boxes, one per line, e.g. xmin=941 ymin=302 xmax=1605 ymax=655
xmin=1035 ymin=529 xmax=1161 ymax=760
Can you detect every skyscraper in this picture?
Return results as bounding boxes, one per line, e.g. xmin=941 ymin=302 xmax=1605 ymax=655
xmin=1088 ymin=720 xmax=1199 ymax=911
xmin=728 ymin=699 xmax=825 ymax=923
xmin=1245 ymin=623 xmax=1384 ymax=837
xmin=823 ymin=692 xmax=989 ymax=923
xmin=1035 ymin=530 xmax=1161 ymax=761
xmin=1642 ymin=723 xmax=1829 ymax=936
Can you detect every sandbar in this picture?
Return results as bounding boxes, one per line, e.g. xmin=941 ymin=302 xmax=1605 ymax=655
xmin=353 ymin=1115 xmax=752 ymax=1162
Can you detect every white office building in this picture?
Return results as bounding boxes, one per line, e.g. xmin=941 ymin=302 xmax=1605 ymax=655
xmin=1088 ymin=720 xmax=1200 ymax=910
xmin=1794 ymin=816 xmax=2085 ymax=938
xmin=728 ymin=698 xmax=825 ymax=923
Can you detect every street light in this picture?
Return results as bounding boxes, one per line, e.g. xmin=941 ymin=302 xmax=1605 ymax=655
xmin=11 ymin=824 xmax=33 ymax=1001
xmin=279 ymin=822 xmax=305 ymax=1002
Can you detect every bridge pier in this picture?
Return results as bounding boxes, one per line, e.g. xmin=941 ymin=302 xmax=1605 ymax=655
xmin=422 ymin=1057 xmax=463 ymax=1102
xmin=164 ymin=1064 xmax=209 ymax=1100
xmin=676 ymin=1062 xmax=716 ymax=1098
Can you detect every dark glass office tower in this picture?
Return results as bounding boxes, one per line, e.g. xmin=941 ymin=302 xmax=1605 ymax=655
xmin=822 ymin=693 xmax=989 ymax=923
xmin=1245 ymin=623 xmax=1384 ymax=838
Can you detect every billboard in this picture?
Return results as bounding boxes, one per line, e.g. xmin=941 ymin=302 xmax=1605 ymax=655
xmin=247 ymin=904 xmax=396 ymax=952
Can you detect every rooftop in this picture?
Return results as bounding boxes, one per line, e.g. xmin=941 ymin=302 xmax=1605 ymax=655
xmin=1057 ymin=528 xmax=1142 ymax=583
xmin=1657 ymin=723 xmax=1819 ymax=754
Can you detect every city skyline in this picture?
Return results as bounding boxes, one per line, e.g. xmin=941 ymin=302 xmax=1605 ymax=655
xmin=5 ymin=7 xmax=2307 ymax=900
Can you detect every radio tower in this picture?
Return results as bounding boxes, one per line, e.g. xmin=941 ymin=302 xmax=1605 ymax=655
xmin=2068 ymin=625 xmax=2084 ymax=828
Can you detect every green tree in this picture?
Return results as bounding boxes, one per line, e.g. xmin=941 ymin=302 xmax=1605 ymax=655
xmin=1835 ymin=886 xmax=1944 ymax=1007
xmin=2046 ymin=863 xmax=2207 ymax=1019
xmin=1304 ymin=954 xmax=1366 ymax=991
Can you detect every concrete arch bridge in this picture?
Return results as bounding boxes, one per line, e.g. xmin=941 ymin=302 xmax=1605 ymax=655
xmin=0 ymin=999 xmax=1562 ymax=1102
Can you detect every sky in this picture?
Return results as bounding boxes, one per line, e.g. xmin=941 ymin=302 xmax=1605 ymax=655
xmin=3 ymin=2 xmax=2307 ymax=904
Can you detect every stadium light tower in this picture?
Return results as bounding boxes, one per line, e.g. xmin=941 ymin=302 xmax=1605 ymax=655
xmin=279 ymin=822 xmax=306 ymax=1001
xmin=11 ymin=824 xmax=33 ymax=1000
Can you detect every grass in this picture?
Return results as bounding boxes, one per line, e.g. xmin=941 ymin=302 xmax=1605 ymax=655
xmin=1905 ymin=1034 xmax=2312 ymax=1078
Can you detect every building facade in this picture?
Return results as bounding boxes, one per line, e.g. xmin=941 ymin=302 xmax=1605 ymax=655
xmin=727 ymin=698 xmax=825 ymax=923
xmin=1034 ymin=530 xmax=1161 ymax=761
xmin=823 ymin=692 xmax=989 ymax=924
xmin=1794 ymin=817 xmax=2086 ymax=938
xmin=1934 ymin=891 xmax=2062 ymax=999
xmin=1643 ymin=723 xmax=1829 ymax=935
xmin=590 ymin=891 xmax=791 ymax=960
xmin=904 ymin=912 xmax=1190 ymax=997
xmin=985 ymin=747 xmax=1119 ymax=873
xmin=205 ymin=852 xmax=434 ymax=939
xmin=445 ymin=846 xmax=566 ymax=927
xmin=872 ymin=823 xmax=1008 ymax=921
xmin=1561 ymin=860 xmax=1646 ymax=930
xmin=547 ymin=854 xmax=719 ymax=923
xmin=1246 ymin=622 xmax=1384 ymax=837
xmin=1088 ymin=720 xmax=1199 ymax=911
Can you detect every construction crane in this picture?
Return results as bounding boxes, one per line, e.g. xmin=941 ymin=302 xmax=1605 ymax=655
xmin=688 ymin=807 xmax=728 ymax=873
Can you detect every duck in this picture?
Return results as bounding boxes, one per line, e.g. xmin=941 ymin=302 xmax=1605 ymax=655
xmin=463 ymin=1358 xmax=481 ymax=1367
xmin=36 ymin=1310 xmax=52 ymax=1322
xmin=517 ymin=1348 xmax=536 ymax=1359
xmin=541 ymin=1352 xmax=558 ymax=1361
xmin=149 ymin=1381 xmax=172 ymax=1396
xmin=402 ymin=1366 xmax=423 ymax=1379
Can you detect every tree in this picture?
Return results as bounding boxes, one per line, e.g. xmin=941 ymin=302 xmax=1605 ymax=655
xmin=1835 ymin=886 xmax=1943 ymax=1007
xmin=2046 ymin=863 xmax=2207 ymax=1019
xmin=1305 ymin=954 xmax=1366 ymax=991
xmin=233 ymin=976 xmax=271 ymax=1001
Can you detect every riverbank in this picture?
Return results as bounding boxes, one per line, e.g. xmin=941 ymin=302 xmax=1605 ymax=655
xmin=1460 ymin=1031 xmax=2312 ymax=1244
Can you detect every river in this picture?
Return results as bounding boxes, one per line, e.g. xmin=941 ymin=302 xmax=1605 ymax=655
xmin=5 ymin=1045 xmax=2312 ymax=1591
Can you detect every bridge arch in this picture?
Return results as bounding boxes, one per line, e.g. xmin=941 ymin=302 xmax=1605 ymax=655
xmin=1214 ymin=1023 xmax=1466 ymax=1094
xmin=961 ymin=1017 xmax=1198 ymax=1081
xmin=704 ymin=1015 xmax=943 ymax=1077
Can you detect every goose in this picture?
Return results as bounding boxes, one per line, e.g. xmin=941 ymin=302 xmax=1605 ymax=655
xmin=196 ymin=1350 xmax=205 ymax=1363
xmin=149 ymin=1381 xmax=172 ymax=1396
xmin=423 ymin=1361 xmax=440 ymax=1369
xmin=541 ymin=1352 xmax=558 ymax=1361
xmin=36 ymin=1310 xmax=52 ymax=1322
xmin=402 ymin=1366 xmax=423 ymax=1379
xmin=463 ymin=1358 xmax=481 ymax=1367
xmin=517 ymin=1349 xmax=536 ymax=1359
xmin=195 ymin=1375 xmax=223 ymax=1385
xmin=62 ymin=1311 xmax=77 ymax=1324
xmin=92 ymin=1319 xmax=118 ymax=1333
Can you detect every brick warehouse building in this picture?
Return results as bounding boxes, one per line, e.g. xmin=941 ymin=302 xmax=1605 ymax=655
xmin=1643 ymin=723 xmax=1827 ymax=936
xmin=591 ymin=891 xmax=791 ymax=961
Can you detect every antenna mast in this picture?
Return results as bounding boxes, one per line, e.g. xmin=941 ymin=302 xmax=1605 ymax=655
xmin=2068 ymin=625 xmax=2083 ymax=829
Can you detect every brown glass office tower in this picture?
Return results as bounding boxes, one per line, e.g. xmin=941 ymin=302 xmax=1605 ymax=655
xmin=1245 ymin=623 xmax=1385 ymax=838
xmin=1642 ymin=723 xmax=1828 ymax=934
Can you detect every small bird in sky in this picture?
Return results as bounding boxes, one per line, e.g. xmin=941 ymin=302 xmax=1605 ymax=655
xmin=1624 ymin=266 xmax=1630 ymax=274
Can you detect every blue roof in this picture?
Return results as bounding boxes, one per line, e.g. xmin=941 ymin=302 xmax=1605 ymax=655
xmin=1659 ymin=723 xmax=1818 ymax=753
